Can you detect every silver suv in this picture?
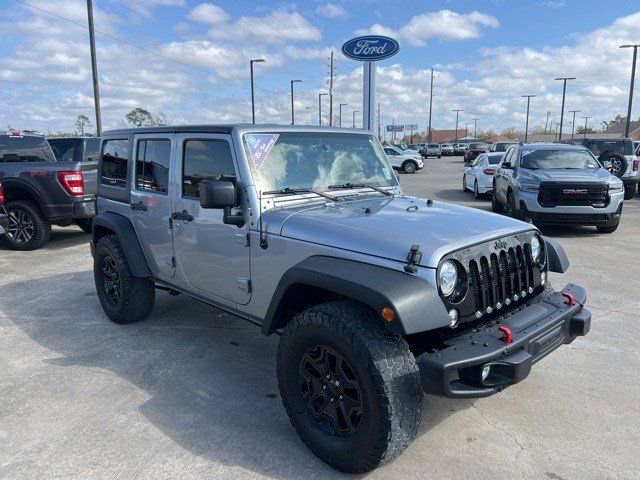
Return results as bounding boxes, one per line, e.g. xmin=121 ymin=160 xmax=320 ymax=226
xmin=91 ymin=125 xmax=591 ymax=473
xmin=492 ymin=143 xmax=624 ymax=233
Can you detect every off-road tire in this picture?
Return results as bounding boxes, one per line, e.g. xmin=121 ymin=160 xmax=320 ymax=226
xmin=601 ymin=153 xmax=627 ymax=179
xmin=491 ymin=192 xmax=504 ymax=213
xmin=596 ymin=222 xmax=619 ymax=234
xmin=506 ymin=191 xmax=521 ymax=219
xmin=624 ymin=183 xmax=636 ymax=200
xmin=75 ymin=218 xmax=93 ymax=234
xmin=94 ymin=235 xmax=155 ymax=324
xmin=277 ymin=300 xmax=423 ymax=474
xmin=2 ymin=200 xmax=51 ymax=251
xmin=402 ymin=161 xmax=418 ymax=174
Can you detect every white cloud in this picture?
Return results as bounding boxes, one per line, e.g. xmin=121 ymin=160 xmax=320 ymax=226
xmin=316 ymin=3 xmax=349 ymax=20
xmin=357 ymin=10 xmax=499 ymax=46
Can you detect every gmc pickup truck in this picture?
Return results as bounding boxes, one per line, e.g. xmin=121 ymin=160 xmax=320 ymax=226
xmin=0 ymin=131 xmax=97 ymax=250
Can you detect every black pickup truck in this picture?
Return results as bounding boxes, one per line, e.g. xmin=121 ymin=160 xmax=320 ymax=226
xmin=0 ymin=131 xmax=98 ymax=250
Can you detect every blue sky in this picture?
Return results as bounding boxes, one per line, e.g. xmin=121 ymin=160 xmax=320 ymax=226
xmin=1 ymin=0 xmax=640 ymax=135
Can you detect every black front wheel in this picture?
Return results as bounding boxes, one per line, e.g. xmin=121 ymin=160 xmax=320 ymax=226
xmin=277 ymin=300 xmax=423 ymax=474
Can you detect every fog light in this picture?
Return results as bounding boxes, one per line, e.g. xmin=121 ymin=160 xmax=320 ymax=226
xmin=541 ymin=272 xmax=547 ymax=285
xmin=481 ymin=365 xmax=491 ymax=382
xmin=448 ymin=309 xmax=459 ymax=328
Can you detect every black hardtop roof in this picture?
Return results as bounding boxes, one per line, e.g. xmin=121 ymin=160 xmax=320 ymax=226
xmin=101 ymin=124 xmax=369 ymax=137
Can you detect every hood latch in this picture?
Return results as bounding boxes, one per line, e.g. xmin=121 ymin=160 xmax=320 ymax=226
xmin=404 ymin=244 xmax=422 ymax=274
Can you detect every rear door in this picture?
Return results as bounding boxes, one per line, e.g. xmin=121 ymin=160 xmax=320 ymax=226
xmin=130 ymin=133 xmax=175 ymax=278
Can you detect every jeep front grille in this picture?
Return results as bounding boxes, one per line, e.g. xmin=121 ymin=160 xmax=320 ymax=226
xmin=538 ymin=182 xmax=608 ymax=208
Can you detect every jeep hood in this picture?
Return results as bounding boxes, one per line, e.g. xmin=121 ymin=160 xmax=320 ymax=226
xmin=264 ymin=196 xmax=533 ymax=268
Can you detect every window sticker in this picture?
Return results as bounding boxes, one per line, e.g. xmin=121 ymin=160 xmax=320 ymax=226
xmin=245 ymin=134 xmax=279 ymax=169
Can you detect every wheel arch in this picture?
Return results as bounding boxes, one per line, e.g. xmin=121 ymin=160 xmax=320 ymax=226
xmin=261 ymin=256 xmax=451 ymax=336
xmin=1 ymin=179 xmax=46 ymax=211
xmin=92 ymin=212 xmax=151 ymax=277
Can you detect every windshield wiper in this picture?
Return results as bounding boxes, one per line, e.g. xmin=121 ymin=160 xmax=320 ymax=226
xmin=327 ymin=182 xmax=393 ymax=196
xmin=262 ymin=187 xmax=340 ymax=202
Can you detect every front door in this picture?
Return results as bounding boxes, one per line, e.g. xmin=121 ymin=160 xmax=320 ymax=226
xmin=171 ymin=134 xmax=251 ymax=305
xmin=130 ymin=134 xmax=175 ymax=278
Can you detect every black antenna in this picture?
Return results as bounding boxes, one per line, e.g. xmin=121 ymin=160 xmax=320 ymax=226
xmin=259 ymin=190 xmax=268 ymax=249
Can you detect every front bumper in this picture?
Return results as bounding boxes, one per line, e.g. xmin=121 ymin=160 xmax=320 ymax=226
xmin=418 ymin=284 xmax=590 ymax=398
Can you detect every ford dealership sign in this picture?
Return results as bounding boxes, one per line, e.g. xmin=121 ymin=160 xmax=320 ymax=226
xmin=341 ymin=35 xmax=400 ymax=62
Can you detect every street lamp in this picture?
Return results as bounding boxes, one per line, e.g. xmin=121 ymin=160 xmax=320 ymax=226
xmin=620 ymin=44 xmax=640 ymax=138
xmin=569 ymin=109 xmax=581 ymax=139
xmin=582 ymin=116 xmax=592 ymax=138
xmin=472 ymin=118 xmax=478 ymax=139
xmin=452 ymin=109 xmax=463 ymax=141
xmin=250 ymin=59 xmax=265 ymax=124
xmin=339 ymin=103 xmax=347 ymax=127
xmin=319 ymin=93 xmax=328 ymax=126
xmin=352 ymin=110 xmax=359 ymax=129
xmin=555 ymin=77 xmax=576 ymax=141
xmin=522 ymin=94 xmax=537 ymax=143
xmin=290 ymin=79 xmax=302 ymax=125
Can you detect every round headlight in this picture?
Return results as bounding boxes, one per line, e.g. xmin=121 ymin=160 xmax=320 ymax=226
xmin=531 ymin=236 xmax=541 ymax=262
xmin=439 ymin=261 xmax=458 ymax=297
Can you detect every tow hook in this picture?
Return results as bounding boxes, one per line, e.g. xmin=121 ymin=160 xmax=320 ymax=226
xmin=498 ymin=325 xmax=513 ymax=344
xmin=562 ymin=291 xmax=576 ymax=306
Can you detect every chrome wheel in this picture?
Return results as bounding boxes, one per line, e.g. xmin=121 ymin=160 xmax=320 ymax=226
xmin=6 ymin=209 xmax=34 ymax=244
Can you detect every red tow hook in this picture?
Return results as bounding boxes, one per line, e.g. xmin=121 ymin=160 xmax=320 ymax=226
xmin=562 ymin=291 xmax=576 ymax=306
xmin=498 ymin=325 xmax=512 ymax=344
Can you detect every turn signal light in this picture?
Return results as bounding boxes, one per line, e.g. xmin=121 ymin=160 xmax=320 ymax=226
xmin=57 ymin=170 xmax=85 ymax=196
xmin=381 ymin=307 xmax=395 ymax=323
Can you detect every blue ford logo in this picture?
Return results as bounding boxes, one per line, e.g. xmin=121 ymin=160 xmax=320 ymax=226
xmin=341 ymin=35 xmax=400 ymax=61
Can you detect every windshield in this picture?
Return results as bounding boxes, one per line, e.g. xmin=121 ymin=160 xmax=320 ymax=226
xmin=244 ymin=132 xmax=397 ymax=192
xmin=520 ymin=148 xmax=599 ymax=170
xmin=487 ymin=154 xmax=503 ymax=164
xmin=469 ymin=143 xmax=485 ymax=149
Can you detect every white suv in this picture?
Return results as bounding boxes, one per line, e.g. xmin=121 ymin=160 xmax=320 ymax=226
xmin=383 ymin=145 xmax=424 ymax=173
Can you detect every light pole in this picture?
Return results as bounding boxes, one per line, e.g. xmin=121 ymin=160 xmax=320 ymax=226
xmin=290 ymin=79 xmax=302 ymax=125
xmin=452 ymin=109 xmax=463 ymax=141
xmin=522 ymin=94 xmax=537 ymax=143
xmin=463 ymin=123 xmax=469 ymax=137
xmin=621 ymin=44 xmax=639 ymax=138
xmin=86 ymin=0 xmax=101 ymax=136
xmin=250 ymin=59 xmax=265 ymax=124
xmin=582 ymin=116 xmax=592 ymax=138
xmin=569 ymin=109 xmax=580 ymax=139
xmin=555 ymin=76 xmax=576 ymax=141
xmin=472 ymin=118 xmax=478 ymax=138
xmin=352 ymin=110 xmax=359 ymax=129
xmin=339 ymin=103 xmax=347 ymax=127
xmin=318 ymin=93 xmax=328 ymax=126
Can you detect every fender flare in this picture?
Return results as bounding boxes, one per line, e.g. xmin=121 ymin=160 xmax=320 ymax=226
xmin=261 ymin=256 xmax=451 ymax=336
xmin=543 ymin=236 xmax=570 ymax=273
xmin=92 ymin=212 xmax=151 ymax=277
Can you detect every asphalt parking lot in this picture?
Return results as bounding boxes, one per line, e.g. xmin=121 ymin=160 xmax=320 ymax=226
xmin=1 ymin=155 xmax=639 ymax=480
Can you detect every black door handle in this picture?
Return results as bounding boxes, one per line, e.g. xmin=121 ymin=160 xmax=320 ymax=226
xmin=131 ymin=201 xmax=147 ymax=212
xmin=171 ymin=210 xmax=193 ymax=222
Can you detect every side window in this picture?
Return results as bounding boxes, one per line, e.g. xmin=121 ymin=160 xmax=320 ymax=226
xmin=101 ymin=139 xmax=130 ymax=188
xmin=503 ymin=148 xmax=514 ymax=165
xmin=182 ymin=140 xmax=235 ymax=198
xmin=84 ymin=138 xmax=100 ymax=162
xmin=384 ymin=148 xmax=397 ymax=156
xmin=135 ymin=139 xmax=171 ymax=194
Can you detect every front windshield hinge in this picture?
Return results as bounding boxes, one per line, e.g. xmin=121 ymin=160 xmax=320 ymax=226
xmin=404 ymin=244 xmax=422 ymax=274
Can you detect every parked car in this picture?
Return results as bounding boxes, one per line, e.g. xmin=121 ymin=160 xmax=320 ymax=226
xmin=493 ymin=142 xmax=518 ymax=152
xmin=397 ymin=144 xmax=420 ymax=155
xmin=91 ymin=124 xmax=590 ymax=473
xmin=566 ymin=138 xmax=638 ymax=199
xmin=462 ymin=152 xmax=504 ymax=198
xmin=464 ymin=143 xmax=488 ymax=165
xmin=0 ymin=182 xmax=8 ymax=235
xmin=383 ymin=145 xmax=424 ymax=173
xmin=421 ymin=143 xmax=441 ymax=158
xmin=453 ymin=143 xmax=467 ymax=155
xmin=0 ymin=130 xmax=97 ymax=250
xmin=440 ymin=143 xmax=454 ymax=155
xmin=48 ymin=136 xmax=100 ymax=163
xmin=492 ymin=143 xmax=624 ymax=233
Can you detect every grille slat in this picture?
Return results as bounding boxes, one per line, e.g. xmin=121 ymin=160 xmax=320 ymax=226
xmin=538 ymin=182 xmax=608 ymax=207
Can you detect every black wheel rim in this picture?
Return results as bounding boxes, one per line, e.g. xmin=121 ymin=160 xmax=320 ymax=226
xmin=299 ymin=345 xmax=363 ymax=438
xmin=6 ymin=209 xmax=34 ymax=244
xmin=102 ymin=255 xmax=122 ymax=306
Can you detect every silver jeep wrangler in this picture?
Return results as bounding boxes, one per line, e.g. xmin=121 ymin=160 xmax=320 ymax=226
xmin=91 ymin=125 xmax=591 ymax=473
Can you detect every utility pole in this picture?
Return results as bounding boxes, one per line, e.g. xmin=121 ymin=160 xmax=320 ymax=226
xmin=250 ymin=59 xmax=265 ymax=124
xmin=522 ymin=94 xmax=537 ymax=143
xmin=555 ymin=122 xmax=560 ymax=141
xmin=86 ymin=0 xmax=101 ymax=136
xmin=582 ymin=116 xmax=592 ymax=138
xmin=472 ymin=118 xmax=478 ymax=139
xmin=463 ymin=123 xmax=469 ymax=138
xmin=318 ymin=93 xmax=328 ymax=126
xmin=353 ymin=110 xmax=359 ymax=129
xmin=452 ymin=109 xmax=463 ymax=141
xmin=290 ymin=79 xmax=302 ymax=125
xmin=377 ymin=102 xmax=381 ymax=140
xmin=569 ymin=109 xmax=580 ymax=139
xmin=339 ymin=103 xmax=347 ymax=127
xmin=392 ymin=116 xmax=395 ymax=143
xmin=555 ymin=76 xmax=576 ymax=141
xmin=427 ymin=68 xmax=434 ymax=142
xmin=620 ymin=44 xmax=639 ymax=138
xmin=328 ymin=50 xmax=335 ymax=126
xmin=544 ymin=110 xmax=551 ymax=133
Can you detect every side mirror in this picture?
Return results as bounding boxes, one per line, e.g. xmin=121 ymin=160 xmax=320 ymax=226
xmin=199 ymin=179 xmax=237 ymax=209
xmin=501 ymin=162 xmax=513 ymax=169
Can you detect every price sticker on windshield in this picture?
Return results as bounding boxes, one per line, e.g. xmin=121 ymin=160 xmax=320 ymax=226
xmin=245 ymin=134 xmax=279 ymax=169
